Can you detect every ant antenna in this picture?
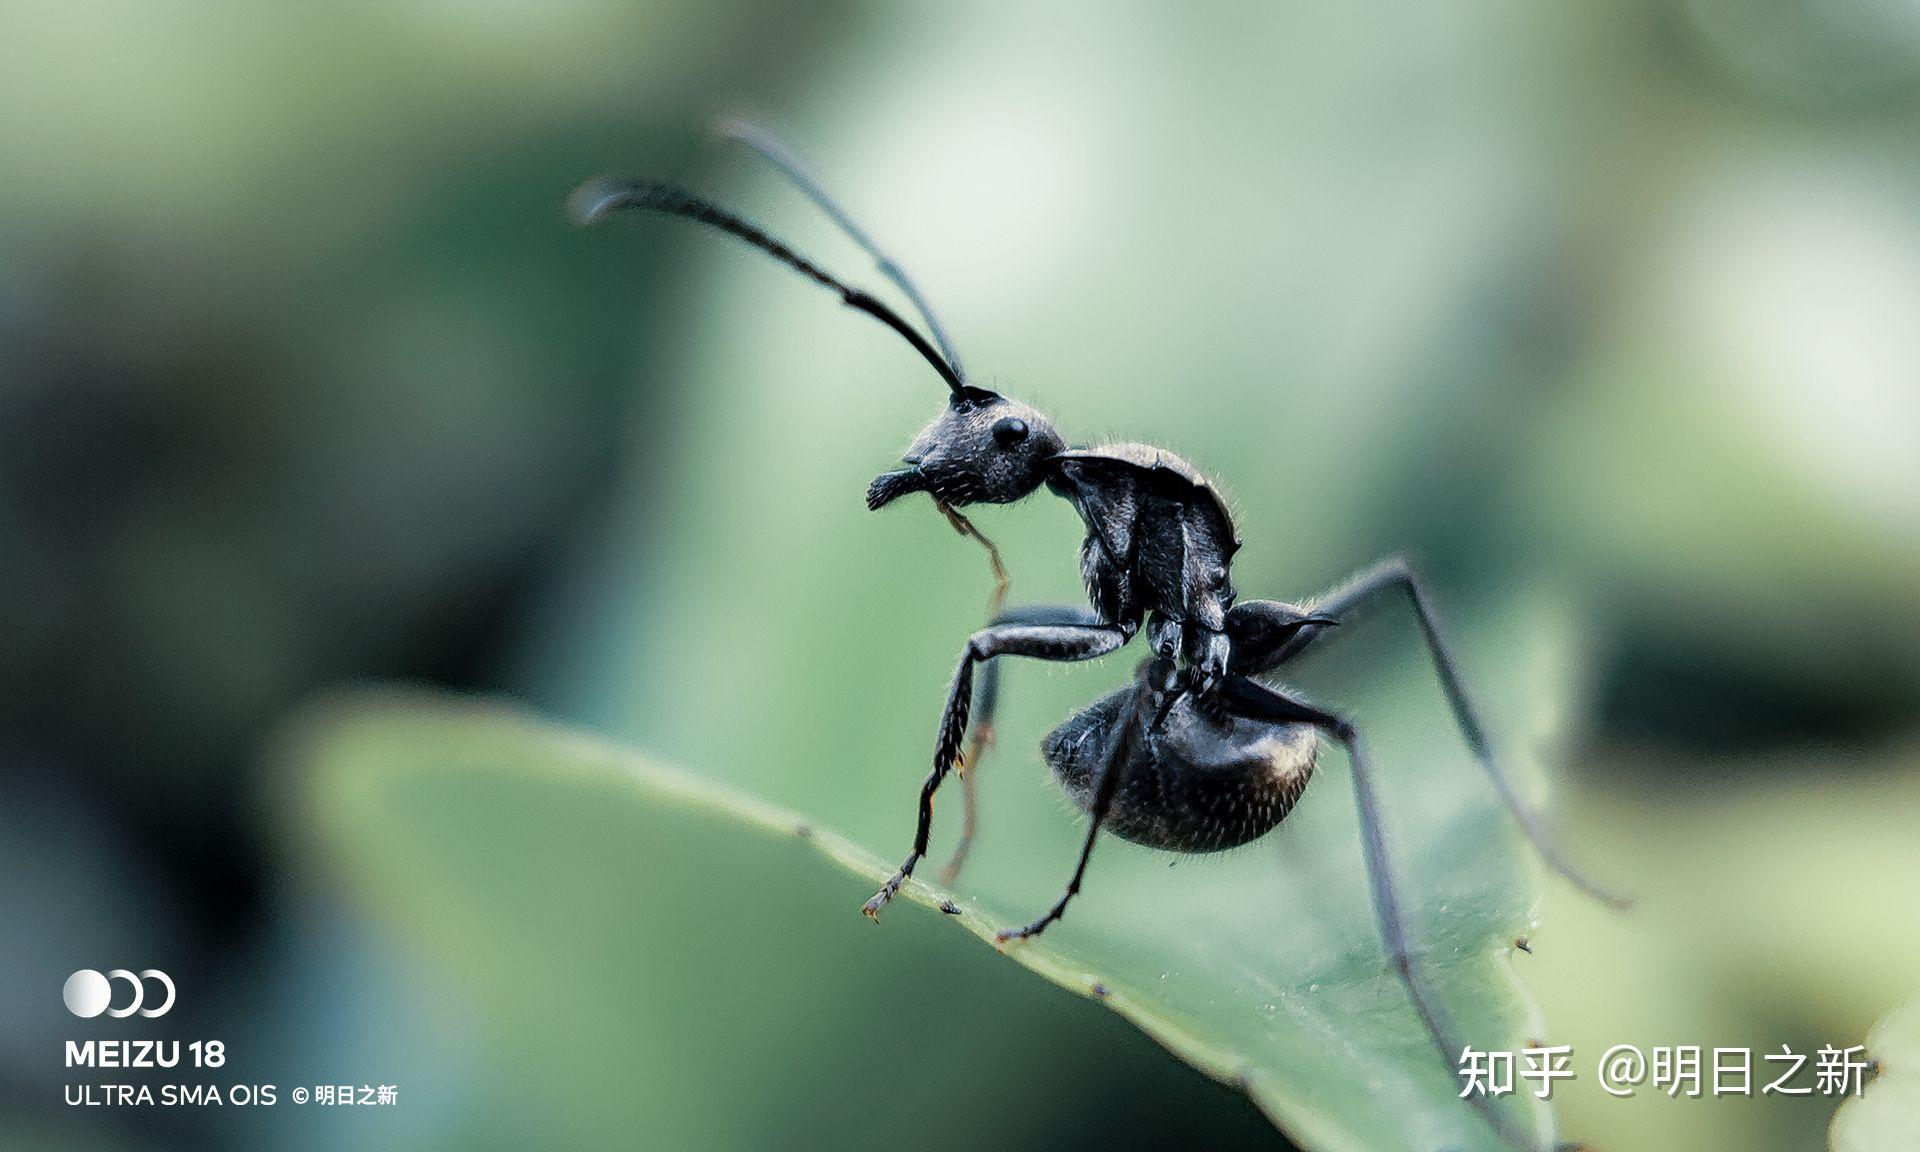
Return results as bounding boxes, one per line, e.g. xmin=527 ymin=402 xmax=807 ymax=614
xmin=714 ymin=116 xmax=967 ymax=385
xmin=570 ymin=178 xmax=965 ymax=397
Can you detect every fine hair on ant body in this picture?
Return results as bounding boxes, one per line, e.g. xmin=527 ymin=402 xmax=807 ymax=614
xmin=572 ymin=120 xmax=1628 ymax=1152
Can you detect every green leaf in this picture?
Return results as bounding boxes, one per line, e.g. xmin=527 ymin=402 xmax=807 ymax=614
xmin=1831 ymin=997 xmax=1920 ymax=1152
xmin=288 ymin=635 xmax=1561 ymax=1152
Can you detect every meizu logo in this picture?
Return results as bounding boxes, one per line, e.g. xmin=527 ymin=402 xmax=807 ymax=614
xmin=66 ymin=1040 xmax=181 ymax=1067
xmin=63 ymin=969 xmax=175 ymax=1019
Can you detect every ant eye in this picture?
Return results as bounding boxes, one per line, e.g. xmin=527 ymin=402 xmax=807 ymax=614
xmin=992 ymin=416 xmax=1029 ymax=446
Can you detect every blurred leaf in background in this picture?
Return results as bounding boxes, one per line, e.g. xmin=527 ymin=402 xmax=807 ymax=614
xmin=1 ymin=1 xmax=856 ymax=1148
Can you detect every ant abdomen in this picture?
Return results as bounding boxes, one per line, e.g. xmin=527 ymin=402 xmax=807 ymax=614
xmin=1041 ymin=677 xmax=1318 ymax=853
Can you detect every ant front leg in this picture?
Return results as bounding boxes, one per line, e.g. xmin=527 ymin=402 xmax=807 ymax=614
xmin=862 ymin=613 xmax=1138 ymax=920
xmin=935 ymin=501 xmax=1010 ymax=621
xmin=1217 ymin=678 xmax=1545 ymax=1152
xmin=939 ymin=603 xmax=1106 ymax=886
xmin=1231 ymin=557 xmax=1631 ymax=910
xmin=932 ymin=500 xmax=1012 ymax=887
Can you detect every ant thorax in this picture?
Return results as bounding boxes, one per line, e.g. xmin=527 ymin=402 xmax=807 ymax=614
xmin=1044 ymin=442 xmax=1239 ymax=643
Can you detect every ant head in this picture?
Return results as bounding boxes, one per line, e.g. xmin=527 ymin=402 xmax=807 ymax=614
xmin=868 ymin=388 xmax=1065 ymax=510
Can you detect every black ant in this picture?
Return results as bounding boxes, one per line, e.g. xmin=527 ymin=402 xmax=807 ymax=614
xmin=572 ymin=122 xmax=1627 ymax=1152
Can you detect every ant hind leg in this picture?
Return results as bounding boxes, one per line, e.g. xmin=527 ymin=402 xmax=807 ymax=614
xmin=1232 ymin=558 xmax=1630 ymax=910
xmin=1217 ymin=678 xmax=1546 ymax=1152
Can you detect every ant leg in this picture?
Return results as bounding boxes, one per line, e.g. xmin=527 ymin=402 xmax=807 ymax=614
xmin=940 ymin=603 xmax=1104 ymax=886
xmin=863 ymin=614 xmax=1137 ymax=920
xmin=935 ymin=500 xmax=1010 ymax=887
xmin=1237 ymin=559 xmax=1631 ymax=910
xmin=996 ymin=689 xmax=1142 ymax=944
xmin=1223 ymin=600 xmax=1339 ymax=674
xmin=936 ymin=502 xmax=1010 ymax=620
xmin=1218 ymin=679 xmax=1544 ymax=1152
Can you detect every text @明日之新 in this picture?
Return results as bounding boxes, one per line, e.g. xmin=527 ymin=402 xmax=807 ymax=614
xmin=1456 ymin=1043 xmax=1874 ymax=1100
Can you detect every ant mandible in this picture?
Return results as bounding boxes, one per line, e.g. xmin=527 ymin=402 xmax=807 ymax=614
xmin=572 ymin=121 xmax=1627 ymax=1152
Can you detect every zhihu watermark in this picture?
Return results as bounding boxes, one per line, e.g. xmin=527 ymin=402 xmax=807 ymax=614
xmin=1457 ymin=1044 xmax=1875 ymax=1100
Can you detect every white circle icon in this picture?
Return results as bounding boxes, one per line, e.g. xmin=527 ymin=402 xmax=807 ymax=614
xmin=64 ymin=968 xmax=175 ymax=1018
xmin=137 ymin=969 xmax=176 ymax=1017
xmin=63 ymin=970 xmax=111 ymax=1018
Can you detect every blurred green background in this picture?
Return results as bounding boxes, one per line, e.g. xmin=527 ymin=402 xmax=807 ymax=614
xmin=4 ymin=2 xmax=1919 ymax=1150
